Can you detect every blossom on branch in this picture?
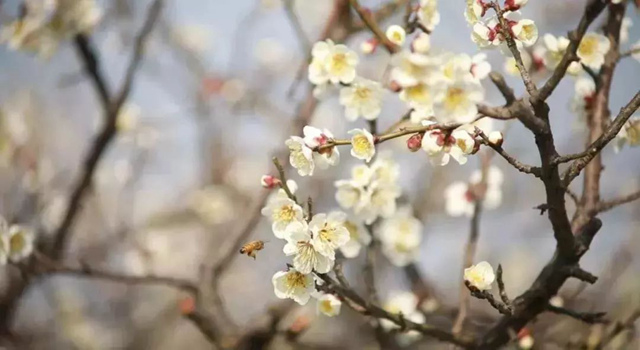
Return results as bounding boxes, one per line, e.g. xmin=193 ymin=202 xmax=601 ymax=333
xmin=464 ymin=261 xmax=495 ymax=291
xmin=308 ymin=39 xmax=359 ymax=86
xmin=417 ymin=0 xmax=440 ymax=32
xmin=349 ymin=128 xmax=376 ymax=162
xmin=261 ymin=197 xmax=304 ymax=239
xmin=316 ymin=293 xmax=342 ymax=317
xmin=339 ymin=220 xmax=371 ymax=258
xmin=309 ymin=212 xmax=350 ymax=258
xmin=286 ymin=136 xmax=315 ymax=176
xmin=421 ymin=122 xmax=476 ymax=166
xmin=386 ymin=25 xmax=406 ymax=46
xmin=303 ymin=126 xmax=340 ymax=168
xmin=283 ymin=221 xmax=334 ymax=274
xmin=614 ymin=116 xmax=640 ymax=152
xmin=445 ymin=166 xmax=504 ymax=217
xmin=377 ymin=207 xmax=423 ymax=267
xmin=272 ymin=268 xmax=316 ymax=305
xmin=380 ymin=292 xmax=425 ymax=344
xmin=577 ymin=33 xmax=610 ymax=70
xmin=339 ymin=78 xmax=384 ymax=121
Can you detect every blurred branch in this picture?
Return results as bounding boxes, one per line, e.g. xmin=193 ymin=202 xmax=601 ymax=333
xmin=32 ymin=251 xmax=197 ymax=293
xmin=452 ymin=156 xmax=488 ymax=335
xmin=348 ymin=0 xmax=399 ymax=53
xmin=546 ymin=305 xmax=607 ymax=324
xmin=594 ymin=190 xmax=640 ymax=214
xmin=51 ymin=0 xmax=164 ymax=259
xmin=283 ymin=0 xmax=311 ymax=53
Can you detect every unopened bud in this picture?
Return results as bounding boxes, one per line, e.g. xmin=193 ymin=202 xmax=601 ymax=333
xmin=360 ymin=38 xmax=378 ymax=54
xmin=488 ymin=131 xmax=503 ymax=147
xmin=261 ymin=175 xmax=281 ymax=189
xmin=389 ymin=80 xmax=402 ymax=92
xmin=549 ymin=295 xmax=564 ymax=308
xmin=179 ymin=297 xmax=196 ymax=315
xmin=412 ymin=32 xmax=431 ymax=53
xmin=407 ymin=133 xmax=423 ymax=152
xmin=517 ymin=329 xmax=534 ymax=350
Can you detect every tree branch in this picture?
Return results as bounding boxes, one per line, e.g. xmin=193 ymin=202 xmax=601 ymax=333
xmin=51 ymin=0 xmax=164 ymax=259
xmin=475 ymin=129 xmax=542 ymax=177
xmin=348 ymin=0 xmax=399 ymax=54
xmin=546 ymin=304 xmax=607 ymax=324
xmin=594 ymin=190 xmax=640 ymax=214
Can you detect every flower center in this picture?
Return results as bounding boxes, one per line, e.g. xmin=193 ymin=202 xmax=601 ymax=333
xmin=330 ymin=53 xmax=348 ymax=72
xmin=404 ymin=83 xmax=430 ymax=103
xmin=10 ymin=232 xmax=25 ymax=253
xmin=320 ymin=299 xmax=334 ymax=313
xmin=444 ymin=87 xmax=466 ymax=110
xmin=579 ymin=37 xmax=597 ymax=57
xmin=319 ymin=226 xmax=336 ymax=243
xmin=354 ymin=86 xmax=371 ymax=100
xmin=285 ymin=271 xmax=307 ymax=289
xmin=353 ymin=135 xmax=371 ymax=154
xmin=275 ymin=205 xmax=296 ymax=223
xmin=293 ymin=151 xmax=309 ymax=168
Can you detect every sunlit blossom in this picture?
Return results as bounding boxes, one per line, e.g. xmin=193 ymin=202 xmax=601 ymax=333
xmin=272 ymin=268 xmax=316 ymax=305
xmin=464 ymin=261 xmax=495 ymax=291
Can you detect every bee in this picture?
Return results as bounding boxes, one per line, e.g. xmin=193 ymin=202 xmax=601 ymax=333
xmin=239 ymin=240 xmax=266 ymax=260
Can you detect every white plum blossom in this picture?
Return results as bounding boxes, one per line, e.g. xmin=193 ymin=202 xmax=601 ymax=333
xmin=412 ymin=32 xmax=431 ymax=53
xmin=614 ymin=116 xmax=640 ymax=152
xmin=284 ymin=221 xmax=334 ymax=274
xmin=1 ymin=0 xmax=101 ymax=57
xmin=512 ymin=19 xmax=538 ymax=47
xmin=380 ymin=292 xmax=426 ymax=344
xmin=261 ymin=197 xmax=305 ymax=239
xmin=433 ymin=79 xmax=484 ymax=124
xmin=464 ymin=261 xmax=495 ymax=291
xmin=359 ymin=181 xmax=401 ymax=224
xmin=339 ymin=78 xmax=384 ymax=121
xmin=385 ymin=25 xmax=406 ymax=46
xmin=377 ymin=207 xmax=423 ymax=266
xmin=632 ymin=41 xmax=640 ymax=62
xmin=400 ymin=82 xmax=433 ymax=110
xmin=421 ymin=122 xmax=476 ymax=165
xmin=471 ymin=53 xmax=491 ymax=80
xmin=334 ymin=157 xmax=401 ymax=224
xmin=286 ymin=136 xmax=315 ymax=176
xmin=316 ymin=293 xmax=342 ymax=317
xmin=0 ymin=219 xmax=9 ymax=265
xmin=542 ymin=34 xmax=569 ymax=70
xmin=5 ymin=225 xmax=35 ymax=263
xmin=339 ymin=220 xmax=371 ymax=258
xmin=308 ymin=39 xmax=359 ymax=85
xmin=577 ymin=33 xmax=610 ymax=70
xmin=471 ymin=17 xmax=500 ymax=48
xmin=308 ymin=212 xmax=350 ymax=258
xmin=334 ymin=180 xmax=368 ymax=211
xmin=445 ymin=166 xmax=504 ymax=217
xmin=464 ymin=0 xmax=484 ymax=26
xmin=302 ymin=126 xmax=340 ymax=169
xmin=417 ymin=0 xmax=440 ymax=32
xmin=349 ymin=128 xmax=376 ymax=162
xmin=570 ymin=77 xmax=596 ymax=119
xmin=390 ymin=51 xmax=437 ymax=87
xmin=272 ymin=268 xmax=316 ymax=305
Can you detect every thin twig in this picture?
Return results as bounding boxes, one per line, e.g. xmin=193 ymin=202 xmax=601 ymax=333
xmin=348 ymin=0 xmax=399 ymax=54
xmin=546 ymin=304 xmax=607 ymax=324
xmin=496 ymin=265 xmax=511 ymax=307
xmin=475 ymin=129 xmax=542 ymax=177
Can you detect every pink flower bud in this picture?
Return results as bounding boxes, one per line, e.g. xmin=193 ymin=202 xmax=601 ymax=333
xmin=488 ymin=131 xmax=504 ymax=147
xmin=261 ymin=175 xmax=281 ymax=189
xmin=360 ymin=38 xmax=378 ymax=55
xmin=389 ymin=80 xmax=402 ymax=92
xmin=407 ymin=133 xmax=423 ymax=152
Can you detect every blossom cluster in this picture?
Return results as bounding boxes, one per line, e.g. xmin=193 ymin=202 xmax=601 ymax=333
xmin=0 ymin=217 xmax=35 ymax=265
xmin=445 ymin=166 xmax=504 ymax=217
xmin=1 ymin=0 xmax=102 ymax=58
xmin=262 ymin=180 xmax=346 ymax=316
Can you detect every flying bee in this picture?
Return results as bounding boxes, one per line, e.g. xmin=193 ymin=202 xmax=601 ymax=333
xmin=239 ymin=240 xmax=266 ymax=260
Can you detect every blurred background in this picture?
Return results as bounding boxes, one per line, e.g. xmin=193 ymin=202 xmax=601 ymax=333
xmin=0 ymin=0 xmax=639 ymax=349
